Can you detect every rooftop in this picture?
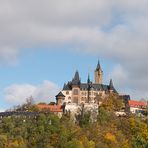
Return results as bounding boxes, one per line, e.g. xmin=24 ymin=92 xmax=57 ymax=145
xmin=128 ymin=100 xmax=147 ymax=108
xmin=37 ymin=104 xmax=63 ymax=112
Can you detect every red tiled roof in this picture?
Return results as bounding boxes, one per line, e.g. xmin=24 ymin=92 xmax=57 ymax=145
xmin=128 ymin=100 xmax=147 ymax=108
xmin=36 ymin=104 xmax=63 ymax=112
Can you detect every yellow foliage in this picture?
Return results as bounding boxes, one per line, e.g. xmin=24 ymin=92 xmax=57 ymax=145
xmin=11 ymin=140 xmax=19 ymax=148
xmin=122 ymin=140 xmax=130 ymax=148
xmin=79 ymin=136 xmax=95 ymax=148
xmin=101 ymin=94 xmax=123 ymax=111
xmin=140 ymin=123 xmax=148 ymax=140
xmin=129 ymin=118 xmax=135 ymax=127
xmin=89 ymin=140 xmax=95 ymax=148
xmin=104 ymin=132 xmax=117 ymax=143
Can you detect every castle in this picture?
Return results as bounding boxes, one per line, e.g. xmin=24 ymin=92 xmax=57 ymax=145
xmin=56 ymin=61 xmax=118 ymax=105
xmin=40 ymin=60 xmax=147 ymax=117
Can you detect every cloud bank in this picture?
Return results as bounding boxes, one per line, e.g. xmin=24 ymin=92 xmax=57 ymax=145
xmin=4 ymin=81 xmax=60 ymax=105
xmin=0 ymin=0 xmax=148 ymax=99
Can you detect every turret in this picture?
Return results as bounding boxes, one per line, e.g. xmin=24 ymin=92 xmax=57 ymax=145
xmin=94 ymin=60 xmax=103 ymax=84
xmin=56 ymin=92 xmax=65 ymax=105
xmin=109 ymin=79 xmax=115 ymax=93
xmin=71 ymin=71 xmax=81 ymax=104
xmin=87 ymin=74 xmax=91 ymax=84
xmin=109 ymin=79 xmax=114 ymax=89
xmin=72 ymin=70 xmax=81 ymax=86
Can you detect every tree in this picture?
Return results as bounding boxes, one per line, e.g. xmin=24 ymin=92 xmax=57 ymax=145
xmin=0 ymin=135 xmax=7 ymax=148
xmin=101 ymin=93 xmax=123 ymax=112
xmin=74 ymin=103 xmax=92 ymax=127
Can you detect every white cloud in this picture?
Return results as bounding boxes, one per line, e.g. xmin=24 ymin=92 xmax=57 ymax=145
xmin=0 ymin=0 xmax=148 ymax=99
xmin=4 ymin=80 xmax=60 ymax=105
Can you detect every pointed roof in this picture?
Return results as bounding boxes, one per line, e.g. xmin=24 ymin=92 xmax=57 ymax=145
xmin=62 ymin=82 xmax=118 ymax=93
xmin=109 ymin=79 xmax=114 ymax=90
xmin=63 ymin=83 xmax=66 ymax=90
xmin=87 ymin=74 xmax=91 ymax=84
xmin=72 ymin=70 xmax=81 ymax=85
xmin=96 ymin=60 xmax=102 ymax=71
xmin=62 ymin=82 xmax=72 ymax=90
xmin=74 ymin=70 xmax=80 ymax=81
xmin=55 ymin=92 xmax=65 ymax=98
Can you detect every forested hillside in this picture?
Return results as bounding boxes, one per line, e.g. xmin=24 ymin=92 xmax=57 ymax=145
xmin=0 ymin=105 xmax=147 ymax=148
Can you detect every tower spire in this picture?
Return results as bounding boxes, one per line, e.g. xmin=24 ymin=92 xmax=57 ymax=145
xmin=94 ymin=60 xmax=103 ymax=84
xmin=109 ymin=79 xmax=114 ymax=90
xmin=87 ymin=73 xmax=90 ymax=84
xmin=74 ymin=70 xmax=80 ymax=81
xmin=109 ymin=79 xmax=118 ymax=93
xmin=72 ymin=70 xmax=81 ymax=85
xmin=96 ymin=59 xmax=101 ymax=71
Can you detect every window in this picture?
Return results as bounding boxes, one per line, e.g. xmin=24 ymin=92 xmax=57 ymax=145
xmin=68 ymin=97 xmax=71 ymax=100
xmin=81 ymin=92 xmax=85 ymax=95
xmin=73 ymin=89 xmax=79 ymax=95
xmin=81 ymin=97 xmax=84 ymax=101
xmin=66 ymin=91 xmax=69 ymax=95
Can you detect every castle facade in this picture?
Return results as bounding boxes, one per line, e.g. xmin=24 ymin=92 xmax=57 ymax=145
xmin=56 ymin=61 xmax=117 ymax=105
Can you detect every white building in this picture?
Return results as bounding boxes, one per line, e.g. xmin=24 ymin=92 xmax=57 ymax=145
xmin=128 ymin=100 xmax=147 ymax=114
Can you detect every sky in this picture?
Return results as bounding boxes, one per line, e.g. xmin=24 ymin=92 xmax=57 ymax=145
xmin=0 ymin=0 xmax=148 ymax=111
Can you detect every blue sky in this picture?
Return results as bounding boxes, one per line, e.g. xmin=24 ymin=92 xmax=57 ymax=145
xmin=0 ymin=0 xmax=148 ymax=110
xmin=0 ymin=49 xmax=114 ymax=86
xmin=0 ymin=49 xmax=116 ymax=110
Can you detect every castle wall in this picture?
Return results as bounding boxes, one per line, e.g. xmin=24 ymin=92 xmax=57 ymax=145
xmin=62 ymin=89 xmax=107 ymax=105
xmin=62 ymin=90 xmax=72 ymax=103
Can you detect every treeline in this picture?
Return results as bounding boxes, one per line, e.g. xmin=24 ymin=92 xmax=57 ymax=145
xmin=0 ymin=95 xmax=148 ymax=148
xmin=0 ymin=110 xmax=147 ymax=147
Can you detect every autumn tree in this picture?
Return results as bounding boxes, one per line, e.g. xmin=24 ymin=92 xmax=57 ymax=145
xmin=101 ymin=93 xmax=124 ymax=112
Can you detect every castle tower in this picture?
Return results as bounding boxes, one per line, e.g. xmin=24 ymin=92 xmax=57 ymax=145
xmin=109 ymin=79 xmax=114 ymax=92
xmin=94 ymin=60 xmax=103 ymax=84
xmin=72 ymin=71 xmax=81 ymax=104
xmin=56 ymin=92 xmax=65 ymax=105
xmin=109 ymin=79 xmax=117 ymax=93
